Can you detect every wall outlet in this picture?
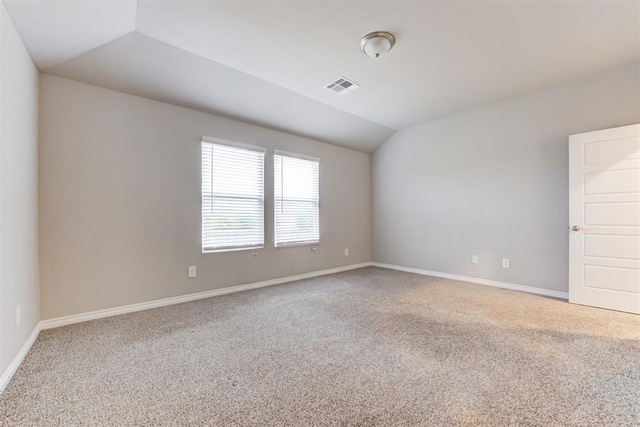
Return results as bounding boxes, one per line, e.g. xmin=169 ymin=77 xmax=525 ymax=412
xmin=502 ymin=258 xmax=510 ymax=269
xmin=311 ymin=246 xmax=317 ymax=252
xmin=15 ymin=305 xmax=21 ymax=326
xmin=344 ymin=248 xmax=349 ymax=257
xmin=252 ymin=251 xmax=258 ymax=257
xmin=471 ymin=255 xmax=479 ymax=264
xmin=188 ymin=265 xmax=197 ymax=278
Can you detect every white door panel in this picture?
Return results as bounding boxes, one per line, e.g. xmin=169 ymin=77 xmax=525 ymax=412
xmin=584 ymin=235 xmax=640 ymax=260
xmin=584 ymin=168 xmax=640 ymax=195
xmin=585 ymin=202 xmax=640 ymax=226
xmin=569 ymin=124 xmax=640 ymax=314
xmin=584 ymin=265 xmax=640 ymax=294
xmin=584 ymin=136 xmax=640 ymax=165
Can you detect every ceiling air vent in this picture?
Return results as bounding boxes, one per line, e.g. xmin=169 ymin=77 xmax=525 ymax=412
xmin=325 ymin=77 xmax=360 ymax=95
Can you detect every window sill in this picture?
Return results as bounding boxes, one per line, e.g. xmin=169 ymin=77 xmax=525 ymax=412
xmin=275 ymin=241 xmax=320 ymax=248
xmin=203 ymin=246 xmax=264 ymax=254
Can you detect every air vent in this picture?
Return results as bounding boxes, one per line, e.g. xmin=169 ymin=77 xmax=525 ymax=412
xmin=325 ymin=76 xmax=360 ymax=95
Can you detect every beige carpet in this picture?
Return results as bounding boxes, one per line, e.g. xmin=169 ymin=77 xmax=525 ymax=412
xmin=1 ymin=267 xmax=639 ymax=426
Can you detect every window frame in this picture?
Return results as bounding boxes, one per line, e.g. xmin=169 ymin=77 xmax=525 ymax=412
xmin=201 ymin=136 xmax=266 ymax=254
xmin=273 ymin=149 xmax=320 ymax=248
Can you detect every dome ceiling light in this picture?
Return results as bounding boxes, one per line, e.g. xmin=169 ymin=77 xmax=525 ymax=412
xmin=359 ymin=31 xmax=395 ymax=58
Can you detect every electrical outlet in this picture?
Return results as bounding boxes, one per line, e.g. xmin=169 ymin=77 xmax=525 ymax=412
xmin=311 ymin=246 xmax=317 ymax=252
xmin=502 ymin=258 xmax=510 ymax=269
xmin=252 ymin=251 xmax=258 ymax=257
xmin=471 ymin=255 xmax=479 ymax=264
xmin=344 ymin=248 xmax=349 ymax=257
xmin=188 ymin=265 xmax=197 ymax=278
xmin=15 ymin=305 xmax=21 ymax=326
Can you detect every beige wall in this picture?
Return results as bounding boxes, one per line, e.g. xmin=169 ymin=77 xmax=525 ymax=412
xmin=0 ymin=5 xmax=39 ymax=377
xmin=372 ymin=63 xmax=640 ymax=293
xmin=39 ymin=74 xmax=371 ymax=320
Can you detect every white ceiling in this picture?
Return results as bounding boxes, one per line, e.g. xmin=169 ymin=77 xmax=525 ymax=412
xmin=3 ymin=0 xmax=137 ymax=70
xmin=4 ymin=0 xmax=639 ymax=153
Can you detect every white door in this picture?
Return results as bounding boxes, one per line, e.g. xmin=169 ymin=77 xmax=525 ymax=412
xmin=569 ymin=124 xmax=640 ymax=314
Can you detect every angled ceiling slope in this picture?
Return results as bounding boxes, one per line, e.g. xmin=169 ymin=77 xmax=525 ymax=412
xmin=3 ymin=0 xmax=393 ymax=152
xmin=3 ymin=0 xmax=136 ymax=70
xmin=4 ymin=1 xmax=639 ymax=153
xmin=49 ymin=32 xmax=394 ymax=153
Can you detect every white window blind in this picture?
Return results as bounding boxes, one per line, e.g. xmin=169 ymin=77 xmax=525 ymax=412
xmin=202 ymin=140 xmax=265 ymax=252
xmin=274 ymin=152 xmax=319 ymax=247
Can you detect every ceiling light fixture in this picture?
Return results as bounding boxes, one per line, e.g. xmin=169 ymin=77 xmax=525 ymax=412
xmin=359 ymin=31 xmax=395 ymax=58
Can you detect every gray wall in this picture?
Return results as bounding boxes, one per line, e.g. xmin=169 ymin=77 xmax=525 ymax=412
xmin=0 ymin=5 xmax=39 ymax=377
xmin=372 ymin=63 xmax=640 ymax=293
xmin=39 ymin=74 xmax=371 ymax=320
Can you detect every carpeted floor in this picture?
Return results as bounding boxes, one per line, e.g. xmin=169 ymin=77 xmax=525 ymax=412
xmin=1 ymin=267 xmax=639 ymax=426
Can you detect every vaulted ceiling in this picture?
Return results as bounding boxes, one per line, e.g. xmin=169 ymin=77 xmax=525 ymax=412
xmin=4 ymin=0 xmax=639 ymax=153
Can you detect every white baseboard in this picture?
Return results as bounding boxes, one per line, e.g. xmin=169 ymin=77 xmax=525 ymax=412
xmin=0 ymin=325 xmax=40 ymax=393
xmin=371 ymin=262 xmax=569 ymax=300
xmin=39 ymin=262 xmax=373 ymax=330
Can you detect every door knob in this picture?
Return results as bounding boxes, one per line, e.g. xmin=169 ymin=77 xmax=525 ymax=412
xmin=572 ymin=225 xmax=581 ymax=231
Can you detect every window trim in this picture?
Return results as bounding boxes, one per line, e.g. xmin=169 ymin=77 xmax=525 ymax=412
xmin=202 ymin=136 xmax=266 ymax=154
xmin=273 ymin=149 xmax=320 ymax=163
xmin=201 ymin=137 xmax=266 ymax=253
xmin=275 ymin=240 xmax=319 ymax=249
xmin=273 ymin=150 xmax=320 ymax=248
xmin=203 ymin=245 xmax=264 ymax=254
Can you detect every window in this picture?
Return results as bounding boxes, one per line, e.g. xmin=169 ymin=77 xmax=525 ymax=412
xmin=201 ymin=139 xmax=265 ymax=252
xmin=274 ymin=151 xmax=319 ymax=247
